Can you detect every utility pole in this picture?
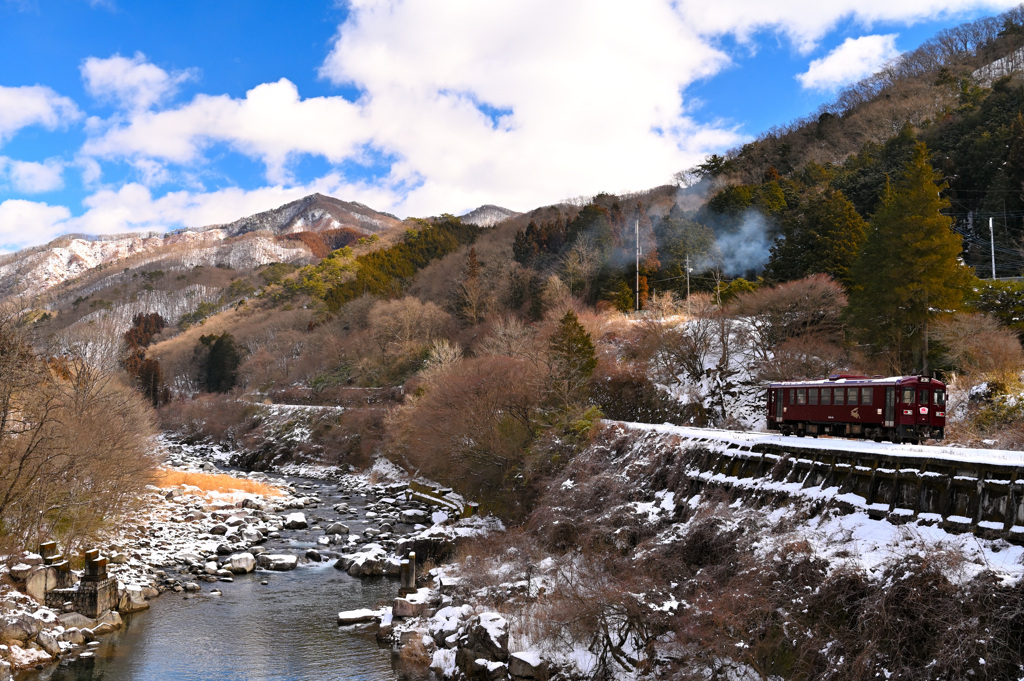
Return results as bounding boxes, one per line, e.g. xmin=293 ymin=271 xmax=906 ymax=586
xmin=635 ymin=219 xmax=640 ymax=312
xmin=991 ymin=216 xmax=996 ymax=279
xmin=685 ymin=254 xmax=691 ymax=318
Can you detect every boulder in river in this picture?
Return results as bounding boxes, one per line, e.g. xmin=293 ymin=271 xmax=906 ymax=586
xmin=284 ymin=512 xmax=308 ymax=530
xmin=229 ymin=552 xmax=256 ymax=574
xmin=325 ymin=522 xmax=349 ymax=535
xmin=337 ymin=609 xmax=383 ymax=625
xmin=259 ymin=554 xmax=298 ymax=571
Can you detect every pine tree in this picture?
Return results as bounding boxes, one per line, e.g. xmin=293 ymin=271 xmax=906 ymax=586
xmin=766 ymin=188 xmax=867 ymax=288
xmin=548 ymin=310 xmax=597 ymax=409
xmin=847 ymin=142 xmax=975 ymax=372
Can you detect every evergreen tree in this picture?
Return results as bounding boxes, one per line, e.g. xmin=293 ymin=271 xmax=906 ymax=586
xmin=548 ymin=310 xmax=597 ymax=409
xmin=199 ymin=333 xmax=242 ymax=393
xmin=847 ymin=143 xmax=975 ymax=372
xmin=766 ymin=188 xmax=867 ymax=288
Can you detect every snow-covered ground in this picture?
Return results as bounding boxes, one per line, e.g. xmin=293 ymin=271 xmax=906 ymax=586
xmin=625 ymin=421 xmax=1024 ymax=466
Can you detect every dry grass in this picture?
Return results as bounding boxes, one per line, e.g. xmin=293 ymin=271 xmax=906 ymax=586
xmin=152 ymin=469 xmax=283 ymax=497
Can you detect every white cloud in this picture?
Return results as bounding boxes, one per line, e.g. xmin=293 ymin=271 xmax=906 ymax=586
xmin=81 ymin=52 xmax=195 ymax=111
xmin=83 ymin=78 xmax=368 ymax=183
xmin=0 ymin=85 xmax=80 ymax=146
xmin=0 ymin=200 xmax=72 ymax=251
xmin=798 ymin=34 xmax=902 ymax=90
xmin=0 ymin=157 xmax=65 ymax=193
xmin=676 ymin=0 xmax=1017 ymax=53
xmin=64 ymin=0 xmax=1023 ymax=231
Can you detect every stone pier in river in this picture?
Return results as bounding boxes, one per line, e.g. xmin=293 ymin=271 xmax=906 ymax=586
xmin=45 ymin=548 xmax=118 ymax=617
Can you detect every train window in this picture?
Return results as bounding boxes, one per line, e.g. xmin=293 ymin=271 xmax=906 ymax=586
xmin=821 ymin=388 xmax=831 ymax=405
xmin=796 ymin=389 xmax=806 ymax=405
xmin=902 ymin=387 xmax=915 ymax=404
xmin=861 ymin=388 xmax=873 ymax=405
xmin=809 ymin=389 xmax=818 ymax=405
xmin=834 ymin=388 xmax=844 ymax=405
xmin=848 ymin=387 xmax=859 ymax=405
xmin=789 ymin=389 xmax=795 ymax=404
xmin=935 ymin=390 xmax=946 ymax=406
xmin=919 ymin=389 xmax=930 ymax=405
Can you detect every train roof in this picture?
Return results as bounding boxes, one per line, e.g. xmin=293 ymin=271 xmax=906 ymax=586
xmin=767 ymin=375 xmax=945 ymax=389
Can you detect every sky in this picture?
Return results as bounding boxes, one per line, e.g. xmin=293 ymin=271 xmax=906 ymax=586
xmin=0 ymin=0 xmax=1020 ymax=253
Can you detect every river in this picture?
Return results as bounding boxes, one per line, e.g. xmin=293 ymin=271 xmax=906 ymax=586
xmin=17 ymin=473 xmax=430 ymax=681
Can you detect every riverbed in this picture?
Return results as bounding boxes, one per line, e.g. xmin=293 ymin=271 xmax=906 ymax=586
xmin=15 ymin=469 xmax=430 ymax=681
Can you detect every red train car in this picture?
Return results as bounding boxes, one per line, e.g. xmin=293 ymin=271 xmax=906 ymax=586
xmin=766 ymin=375 xmax=946 ymax=443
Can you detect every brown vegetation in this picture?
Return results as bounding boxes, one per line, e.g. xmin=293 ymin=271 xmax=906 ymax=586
xmin=0 ymin=320 xmax=159 ymax=558
xmin=152 ymin=469 xmax=282 ymax=497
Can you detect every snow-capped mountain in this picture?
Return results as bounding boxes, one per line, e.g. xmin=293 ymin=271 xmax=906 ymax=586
xmin=0 ymin=194 xmax=405 ymax=298
xmin=459 ymin=204 xmax=519 ymax=227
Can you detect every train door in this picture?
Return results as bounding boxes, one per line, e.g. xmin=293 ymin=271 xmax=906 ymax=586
xmin=775 ymin=389 xmax=783 ymax=421
xmin=884 ymin=387 xmax=895 ymax=427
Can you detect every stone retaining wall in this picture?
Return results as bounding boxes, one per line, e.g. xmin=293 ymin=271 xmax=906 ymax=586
xmin=649 ymin=432 xmax=1024 ymax=542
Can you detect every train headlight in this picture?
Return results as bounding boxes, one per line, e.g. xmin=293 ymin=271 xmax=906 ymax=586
xmin=936 ymin=411 xmax=945 ymax=417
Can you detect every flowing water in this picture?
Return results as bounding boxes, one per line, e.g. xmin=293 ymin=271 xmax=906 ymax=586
xmin=18 ymin=474 xmax=425 ymax=681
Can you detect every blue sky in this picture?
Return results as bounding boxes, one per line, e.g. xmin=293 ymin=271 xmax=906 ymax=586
xmin=0 ymin=0 xmax=1018 ymax=252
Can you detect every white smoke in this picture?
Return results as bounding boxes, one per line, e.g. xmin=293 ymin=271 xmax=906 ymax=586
xmin=714 ymin=210 xmax=772 ymax=276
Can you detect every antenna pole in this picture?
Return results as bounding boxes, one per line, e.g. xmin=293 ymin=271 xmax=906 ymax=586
xmin=991 ymin=216 xmax=996 ymax=279
xmin=686 ymin=254 xmax=691 ymax=317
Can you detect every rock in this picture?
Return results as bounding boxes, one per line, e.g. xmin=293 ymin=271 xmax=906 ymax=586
xmin=0 ymin=615 xmax=41 ymax=643
xmin=305 ymin=549 xmax=322 ymax=562
xmin=21 ymin=553 xmax=43 ymax=566
xmin=24 ymin=566 xmax=58 ymax=603
xmin=209 ymin=524 xmax=229 ymax=535
xmin=60 ymin=628 xmax=85 ymax=646
xmin=35 ymin=630 xmax=61 ymax=657
xmin=259 ymin=554 xmax=298 ymax=571
xmin=0 ymin=661 xmax=10 ymax=681
xmin=242 ymin=498 xmax=263 ymax=510
xmin=325 ymin=522 xmax=349 ymax=535
xmin=119 ymin=585 xmax=150 ymax=613
xmin=401 ymin=509 xmax=427 ymax=524
xmin=283 ymin=512 xmax=308 ymax=530
xmin=337 ymin=609 xmax=381 ymax=625
xmin=463 ymin=612 xmax=509 ymax=662
xmin=229 ymin=552 xmax=256 ymax=574
xmin=240 ymin=528 xmax=264 ymax=544
xmin=91 ymin=622 xmax=115 ymax=636
xmin=58 ymin=613 xmax=96 ymax=630
xmin=109 ymin=552 xmax=129 ymax=564
xmin=184 ymin=582 xmax=201 ymax=592
xmin=98 ymin=611 xmax=123 ymax=629
xmin=8 ymin=563 xmax=33 ymax=580
xmin=392 ymin=597 xmax=427 ymax=618
xmin=509 ymin=651 xmax=546 ymax=679
xmin=323 ymin=534 xmax=346 ymax=546
xmin=141 ymin=586 xmax=160 ymax=600
xmin=249 ymin=546 xmax=267 ymax=556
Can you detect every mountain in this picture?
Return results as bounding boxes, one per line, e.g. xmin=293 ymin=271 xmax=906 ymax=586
xmin=0 ymin=194 xmax=407 ymax=299
xmin=459 ymin=204 xmax=519 ymax=227
xmin=215 ymin=193 xmax=402 ymax=236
